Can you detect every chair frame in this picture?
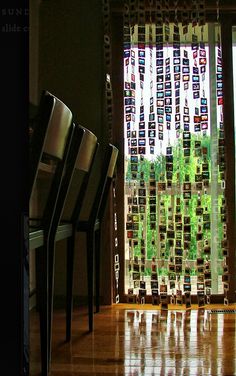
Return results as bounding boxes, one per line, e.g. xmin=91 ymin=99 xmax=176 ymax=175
xmin=65 ymin=143 xmax=119 ymax=335
xmin=47 ymin=125 xmax=98 ymax=362
xmin=29 ymin=90 xmax=75 ymax=376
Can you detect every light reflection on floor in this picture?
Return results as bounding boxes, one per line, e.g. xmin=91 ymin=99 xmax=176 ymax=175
xmin=122 ymin=308 xmax=236 ymax=376
xmin=30 ymin=305 xmax=236 ymax=376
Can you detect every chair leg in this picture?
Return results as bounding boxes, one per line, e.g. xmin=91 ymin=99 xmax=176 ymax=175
xmin=66 ymin=234 xmax=75 ymax=341
xmin=35 ymin=246 xmax=49 ymax=376
xmin=95 ymin=228 xmax=101 ymax=313
xmin=86 ymin=230 xmax=95 ymax=332
xmin=47 ymin=237 xmax=56 ymax=369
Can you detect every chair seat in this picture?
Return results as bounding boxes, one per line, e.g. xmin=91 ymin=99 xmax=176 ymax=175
xmin=30 ymin=222 xmax=74 ymax=250
xmin=56 ymin=223 xmax=73 ymax=241
xmin=29 ymin=228 xmax=44 ymax=250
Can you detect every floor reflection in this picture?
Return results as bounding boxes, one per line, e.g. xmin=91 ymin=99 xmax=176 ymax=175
xmin=30 ymin=305 xmax=236 ymax=375
xmin=123 ymin=308 xmax=236 ymax=375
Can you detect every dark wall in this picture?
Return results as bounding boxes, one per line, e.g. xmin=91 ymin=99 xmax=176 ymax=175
xmin=38 ymin=0 xmax=104 ymax=140
xmin=30 ymin=0 xmax=113 ymax=303
xmin=30 ymin=0 xmax=40 ymax=105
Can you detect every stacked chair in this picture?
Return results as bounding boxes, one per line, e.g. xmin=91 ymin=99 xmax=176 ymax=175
xmin=29 ymin=90 xmax=75 ymax=375
xmin=56 ymin=143 xmax=119 ymax=337
xmin=29 ymin=90 xmax=118 ymax=375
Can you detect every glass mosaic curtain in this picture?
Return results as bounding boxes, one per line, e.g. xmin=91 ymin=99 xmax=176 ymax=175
xmin=123 ymin=0 xmax=228 ymax=307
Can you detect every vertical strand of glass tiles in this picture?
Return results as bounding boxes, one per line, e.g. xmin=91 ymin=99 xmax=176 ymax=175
xmin=139 ymin=19 xmax=147 ymax=300
xmin=182 ymin=12 xmax=192 ymax=303
xmin=215 ymin=8 xmax=229 ymax=303
xmin=129 ymin=23 xmax=138 ymax=296
xmin=124 ymin=3 xmax=134 ymax=301
xmin=209 ymin=20 xmax=219 ymax=297
xmin=175 ymin=21 xmax=182 ymax=302
xmin=149 ymin=20 xmax=162 ymax=302
xmin=200 ymin=24 xmax=212 ymax=304
xmin=137 ymin=23 xmax=146 ymax=302
xmin=137 ymin=22 xmax=146 ymax=296
xmin=190 ymin=18 xmax=201 ymax=305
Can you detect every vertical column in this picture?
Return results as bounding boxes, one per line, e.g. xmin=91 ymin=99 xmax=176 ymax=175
xmin=221 ymin=20 xmax=236 ymax=303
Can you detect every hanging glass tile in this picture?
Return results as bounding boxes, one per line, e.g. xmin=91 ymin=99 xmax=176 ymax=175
xmin=123 ymin=15 xmax=226 ymax=305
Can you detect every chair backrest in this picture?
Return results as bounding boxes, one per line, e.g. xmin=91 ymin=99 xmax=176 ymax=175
xmin=77 ymin=143 xmax=118 ymax=227
xmin=76 ymin=127 xmax=98 ymax=172
xmin=29 ymin=90 xmax=72 ymax=198
xmin=29 ymin=91 xmax=76 ymax=233
xmin=97 ymin=144 xmax=119 ymax=222
xmin=52 ymin=124 xmax=98 ymax=232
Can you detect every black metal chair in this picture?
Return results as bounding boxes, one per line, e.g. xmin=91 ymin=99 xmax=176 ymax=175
xmin=62 ymin=143 xmax=119 ymax=336
xmin=29 ymin=90 xmax=80 ymax=375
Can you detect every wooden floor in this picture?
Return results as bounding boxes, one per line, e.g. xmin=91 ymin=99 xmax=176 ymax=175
xmin=30 ymin=303 xmax=236 ymax=375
